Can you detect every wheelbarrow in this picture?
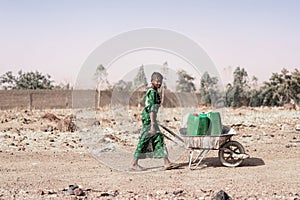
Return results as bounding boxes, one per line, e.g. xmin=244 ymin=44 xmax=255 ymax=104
xmin=159 ymin=124 xmax=249 ymax=170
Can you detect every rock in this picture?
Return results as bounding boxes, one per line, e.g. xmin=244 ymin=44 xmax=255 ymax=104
xmin=74 ymin=188 xmax=84 ymax=196
xmin=37 ymin=189 xmax=44 ymax=195
xmin=173 ymin=189 xmax=184 ymax=196
xmin=92 ymin=120 xmax=100 ymax=126
xmin=22 ymin=118 xmax=31 ymax=124
xmin=100 ymin=190 xmax=119 ymax=197
xmin=286 ymin=143 xmax=297 ymax=148
xmin=41 ymin=113 xmax=60 ymax=121
xmin=47 ymin=190 xmax=56 ymax=195
xmin=103 ymin=134 xmax=120 ymax=142
xmin=212 ymin=190 xmax=232 ymax=200
xmin=98 ymin=146 xmax=115 ymax=153
xmin=57 ymin=115 xmax=77 ymax=132
xmin=64 ymin=184 xmax=79 ymax=195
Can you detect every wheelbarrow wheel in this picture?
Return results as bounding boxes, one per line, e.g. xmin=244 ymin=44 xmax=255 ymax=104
xmin=218 ymin=140 xmax=245 ymax=167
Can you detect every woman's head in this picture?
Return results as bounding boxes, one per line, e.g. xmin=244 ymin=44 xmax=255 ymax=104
xmin=151 ymin=72 xmax=163 ymax=82
xmin=151 ymin=72 xmax=163 ymax=89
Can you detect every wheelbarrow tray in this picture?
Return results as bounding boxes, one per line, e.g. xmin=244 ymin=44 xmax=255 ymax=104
xmin=182 ymin=134 xmax=235 ymax=150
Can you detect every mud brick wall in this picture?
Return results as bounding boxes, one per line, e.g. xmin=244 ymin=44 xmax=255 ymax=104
xmin=72 ymin=90 xmax=97 ymax=109
xmin=0 ymin=90 xmax=201 ymax=110
xmin=0 ymin=90 xmax=31 ymax=109
xmin=0 ymin=90 xmax=73 ymax=109
xmin=31 ymin=90 xmax=72 ymax=109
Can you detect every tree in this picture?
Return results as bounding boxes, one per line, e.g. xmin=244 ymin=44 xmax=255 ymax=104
xmin=0 ymin=70 xmax=54 ymax=90
xmin=113 ymin=80 xmax=133 ymax=92
xmin=161 ymin=61 xmax=169 ymax=106
xmin=225 ymin=67 xmax=249 ymax=107
xmin=132 ymin=65 xmax=147 ymax=107
xmin=199 ymin=71 xmax=219 ymax=105
xmin=260 ymin=68 xmax=300 ymax=106
xmin=175 ymin=70 xmax=196 ymax=92
xmin=0 ymin=71 xmax=16 ymax=90
xmin=95 ymin=64 xmax=110 ymax=108
xmin=133 ymin=65 xmax=147 ymax=89
xmin=290 ymin=69 xmax=300 ymax=104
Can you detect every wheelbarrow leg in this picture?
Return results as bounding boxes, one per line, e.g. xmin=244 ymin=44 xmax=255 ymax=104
xmin=189 ymin=149 xmax=210 ymax=170
xmin=188 ymin=150 xmax=194 ymax=169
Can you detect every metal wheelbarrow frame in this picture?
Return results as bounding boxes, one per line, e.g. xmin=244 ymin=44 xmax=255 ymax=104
xmin=160 ymin=124 xmax=249 ymax=170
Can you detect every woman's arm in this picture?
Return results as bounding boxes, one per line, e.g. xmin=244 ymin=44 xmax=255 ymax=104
xmin=149 ymin=111 xmax=157 ymax=134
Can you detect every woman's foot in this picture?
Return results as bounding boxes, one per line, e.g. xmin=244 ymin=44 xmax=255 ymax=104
xmin=164 ymin=162 xmax=180 ymax=170
xmin=129 ymin=164 xmax=146 ymax=171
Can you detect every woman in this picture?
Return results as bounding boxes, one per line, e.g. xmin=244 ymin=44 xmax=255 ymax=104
xmin=131 ymin=72 xmax=180 ymax=171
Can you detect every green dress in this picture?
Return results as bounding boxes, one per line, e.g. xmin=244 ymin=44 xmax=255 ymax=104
xmin=133 ymin=88 xmax=168 ymax=159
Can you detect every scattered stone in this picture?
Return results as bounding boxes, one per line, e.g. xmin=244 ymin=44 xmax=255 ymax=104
xmin=41 ymin=113 xmax=60 ymax=121
xmin=99 ymin=146 xmax=116 ymax=153
xmin=212 ymin=190 xmax=232 ymax=200
xmin=46 ymin=190 xmax=56 ymax=195
xmin=74 ymin=188 xmax=84 ymax=196
xmin=57 ymin=115 xmax=77 ymax=132
xmin=37 ymin=189 xmax=56 ymax=195
xmin=242 ymin=134 xmax=252 ymax=138
xmin=37 ymin=189 xmax=44 ymax=195
xmin=103 ymin=134 xmax=120 ymax=143
xmin=100 ymin=190 xmax=119 ymax=197
xmin=22 ymin=118 xmax=31 ymax=124
xmin=286 ymin=143 xmax=297 ymax=148
xmin=173 ymin=189 xmax=184 ymax=196
xmin=63 ymin=185 xmax=79 ymax=195
xmin=92 ymin=120 xmax=100 ymax=126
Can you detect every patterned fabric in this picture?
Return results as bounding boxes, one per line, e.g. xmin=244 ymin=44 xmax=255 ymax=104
xmin=133 ymin=88 xmax=168 ymax=159
xmin=141 ymin=88 xmax=161 ymax=125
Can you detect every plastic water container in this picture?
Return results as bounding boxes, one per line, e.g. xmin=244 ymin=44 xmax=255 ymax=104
xmin=186 ymin=113 xmax=209 ymax=136
xmin=198 ymin=113 xmax=209 ymax=135
xmin=207 ymin=112 xmax=222 ymax=136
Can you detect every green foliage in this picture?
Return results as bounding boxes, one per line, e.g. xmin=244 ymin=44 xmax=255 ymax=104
xmin=225 ymin=67 xmax=250 ymax=107
xmin=199 ymin=71 xmax=219 ymax=105
xmin=176 ymin=70 xmax=196 ymax=92
xmin=133 ymin=65 xmax=147 ymax=89
xmin=0 ymin=70 xmax=54 ymax=90
xmin=259 ymin=68 xmax=300 ymax=106
xmin=224 ymin=67 xmax=300 ymax=107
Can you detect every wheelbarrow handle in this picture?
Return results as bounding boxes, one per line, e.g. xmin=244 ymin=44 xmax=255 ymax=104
xmin=158 ymin=124 xmax=184 ymax=143
xmin=161 ymin=132 xmax=184 ymax=147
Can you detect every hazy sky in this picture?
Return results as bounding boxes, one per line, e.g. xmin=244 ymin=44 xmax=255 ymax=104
xmin=0 ymin=0 xmax=299 ymax=86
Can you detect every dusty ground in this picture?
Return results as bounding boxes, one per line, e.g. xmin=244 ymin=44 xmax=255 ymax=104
xmin=0 ymin=107 xmax=300 ymax=199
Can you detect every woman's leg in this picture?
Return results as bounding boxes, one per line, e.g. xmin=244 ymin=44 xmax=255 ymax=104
xmin=152 ymin=133 xmax=168 ymax=159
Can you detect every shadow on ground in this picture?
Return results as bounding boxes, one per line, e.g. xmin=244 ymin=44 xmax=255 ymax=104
xmin=178 ymin=157 xmax=265 ymax=169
